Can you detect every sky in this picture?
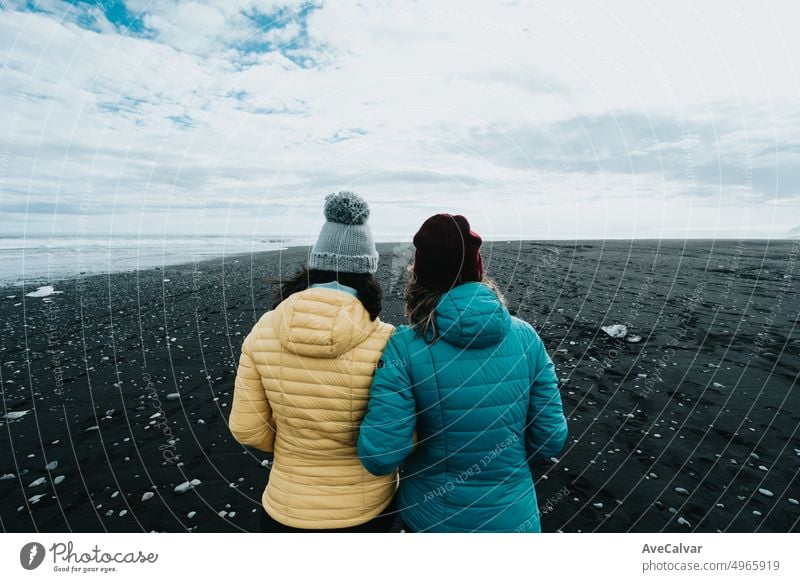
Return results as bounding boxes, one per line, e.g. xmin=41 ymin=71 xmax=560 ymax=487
xmin=1 ymin=0 xmax=799 ymax=240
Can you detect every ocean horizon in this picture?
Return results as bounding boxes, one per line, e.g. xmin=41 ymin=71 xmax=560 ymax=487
xmin=2 ymin=234 xmax=797 ymax=287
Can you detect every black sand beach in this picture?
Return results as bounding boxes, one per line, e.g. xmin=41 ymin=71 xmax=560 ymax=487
xmin=1 ymin=240 xmax=798 ymax=533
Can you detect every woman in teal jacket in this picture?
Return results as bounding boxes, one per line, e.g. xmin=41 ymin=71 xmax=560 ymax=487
xmin=357 ymin=214 xmax=568 ymax=532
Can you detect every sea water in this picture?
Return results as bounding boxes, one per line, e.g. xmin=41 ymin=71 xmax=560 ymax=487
xmin=0 ymin=234 xmax=307 ymax=285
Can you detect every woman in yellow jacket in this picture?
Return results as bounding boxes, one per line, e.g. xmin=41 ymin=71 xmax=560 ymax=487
xmin=228 ymin=192 xmax=397 ymax=532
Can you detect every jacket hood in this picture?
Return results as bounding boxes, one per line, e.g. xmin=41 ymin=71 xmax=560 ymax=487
xmin=272 ymin=287 xmax=377 ymax=358
xmin=434 ymin=282 xmax=511 ymax=348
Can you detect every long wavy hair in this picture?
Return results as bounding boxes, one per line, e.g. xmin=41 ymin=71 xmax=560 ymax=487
xmin=404 ymin=268 xmax=506 ymax=342
xmin=273 ymin=264 xmax=382 ymax=321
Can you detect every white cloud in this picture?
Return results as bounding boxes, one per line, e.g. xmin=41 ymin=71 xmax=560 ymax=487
xmin=1 ymin=0 xmax=798 ymax=239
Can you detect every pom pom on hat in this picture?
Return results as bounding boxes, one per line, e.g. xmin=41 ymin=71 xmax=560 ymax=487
xmin=323 ymin=191 xmax=370 ymax=225
xmin=309 ymin=190 xmax=378 ymax=274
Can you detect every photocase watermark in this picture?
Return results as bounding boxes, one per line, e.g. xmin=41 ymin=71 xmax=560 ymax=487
xmin=397 ymin=7 xmax=526 ymax=39
xmin=19 ymin=542 xmax=46 ymax=570
xmin=540 ymin=485 xmax=570 ymax=515
xmin=640 ymin=280 xmax=707 ymax=398
xmin=516 ymin=246 xmax=561 ymax=324
xmin=42 ymin=296 xmax=66 ymax=399
xmin=749 ymin=240 xmax=799 ymax=359
xmin=20 ymin=540 xmax=158 ymax=573
xmin=142 ymin=372 xmax=179 ymax=464
xmin=558 ymin=8 xmax=628 ymax=76
xmin=422 ymin=434 xmax=519 ymax=502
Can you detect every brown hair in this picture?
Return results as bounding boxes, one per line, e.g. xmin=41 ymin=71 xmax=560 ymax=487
xmin=404 ymin=268 xmax=506 ymax=342
xmin=273 ymin=264 xmax=383 ymax=321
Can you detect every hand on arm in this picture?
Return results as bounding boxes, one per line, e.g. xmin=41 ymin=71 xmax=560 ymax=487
xmin=357 ymin=332 xmax=416 ymax=476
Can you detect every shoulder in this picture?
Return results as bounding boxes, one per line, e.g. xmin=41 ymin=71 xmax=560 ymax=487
xmin=243 ymin=310 xmax=277 ymax=349
xmin=379 ymin=324 xmax=418 ymax=353
xmin=372 ymin=319 xmax=395 ymax=338
xmin=507 ymin=316 xmax=549 ymax=356
xmin=508 ymin=315 xmax=538 ymax=339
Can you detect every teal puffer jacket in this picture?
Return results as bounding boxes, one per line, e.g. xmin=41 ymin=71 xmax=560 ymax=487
xmin=357 ymin=282 xmax=568 ymax=532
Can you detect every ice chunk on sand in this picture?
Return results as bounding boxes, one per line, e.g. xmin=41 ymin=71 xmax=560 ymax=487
xmin=53 ymin=476 xmax=65 ymax=485
xmin=1 ymin=473 xmax=16 ymax=480
xmin=758 ymin=488 xmax=774 ymax=497
xmin=674 ymin=487 xmax=690 ymax=495
xmin=677 ymin=517 xmax=691 ymax=527
xmin=28 ymin=477 xmax=46 ymax=487
xmin=174 ymin=479 xmax=201 ymax=494
xmin=625 ymin=335 xmax=642 ymax=343
xmin=29 ymin=494 xmax=46 ymax=504
xmin=141 ymin=492 xmax=154 ymax=501
xmin=601 ymin=324 xmax=627 ymax=339
xmin=187 ymin=511 xmax=196 ymax=519
xmin=26 ymin=286 xmax=63 ymax=298
xmin=4 ymin=410 xmax=30 ymax=421
xmin=45 ymin=461 xmax=58 ymax=471
xmin=166 ymin=393 xmax=180 ymax=401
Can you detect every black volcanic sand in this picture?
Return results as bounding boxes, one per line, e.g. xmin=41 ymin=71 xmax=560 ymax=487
xmin=1 ymin=240 xmax=799 ymax=533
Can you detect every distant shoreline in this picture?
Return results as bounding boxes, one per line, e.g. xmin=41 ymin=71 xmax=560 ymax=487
xmin=2 ymin=238 xmax=797 ymax=290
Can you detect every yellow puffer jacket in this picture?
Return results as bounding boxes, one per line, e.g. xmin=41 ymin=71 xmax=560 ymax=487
xmin=228 ymin=286 xmax=396 ymax=529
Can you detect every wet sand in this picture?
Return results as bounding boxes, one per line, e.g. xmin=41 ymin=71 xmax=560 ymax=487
xmin=1 ymin=240 xmax=798 ymax=532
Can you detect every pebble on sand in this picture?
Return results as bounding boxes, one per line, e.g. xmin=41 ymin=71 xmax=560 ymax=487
xmin=601 ymin=324 xmax=627 ymax=339
xmin=25 ymin=286 xmax=63 ymax=298
xmin=174 ymin=479 xmax=201 ymax=494
xmin=4 ymin=410 xmax=30 ymax=421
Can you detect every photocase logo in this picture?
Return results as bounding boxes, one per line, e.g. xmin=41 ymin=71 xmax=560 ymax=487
xmin=20 ymin=542 xmax=46 ymax=570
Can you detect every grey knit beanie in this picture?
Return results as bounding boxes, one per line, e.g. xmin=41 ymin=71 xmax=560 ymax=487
xmin=308 ymin=191 xmax=379 ymax=274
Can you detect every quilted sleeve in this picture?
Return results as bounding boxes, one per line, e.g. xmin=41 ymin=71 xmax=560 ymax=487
xmin=229 ymin=332 xmax=276 ymax=453
xmin=357 ymin=331 xmax=416 ymax=476
xmin=525 ymin=327 xmax=568 ymax=462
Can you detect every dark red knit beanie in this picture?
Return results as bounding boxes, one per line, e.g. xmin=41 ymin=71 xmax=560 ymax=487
xmin=412 ymin=214 xmax=484 ymax=290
